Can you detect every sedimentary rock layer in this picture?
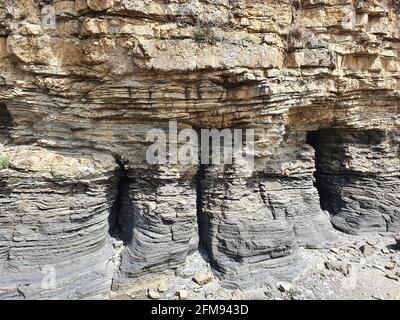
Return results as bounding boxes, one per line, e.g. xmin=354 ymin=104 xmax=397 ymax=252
xmin=0 ymin=146 xmax=118 ymax=299
xmin=310 ymin=130 xmax=400 ymax=234
xmin=0 ymin=0 xmax=399 ymax=298
xmin=113 ymin=165 xmax=199 ymax=289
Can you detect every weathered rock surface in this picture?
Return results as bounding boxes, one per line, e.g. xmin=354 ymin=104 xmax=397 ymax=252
xmin=0 ymin=146 xmax=118 ymax=299
xmin=0 ymin=0 xmax=399 ymax=299
xmin=112 ymin=165 xmax=199 ymax=289
xmin=310 ymin=130 xmax=400 ymax=234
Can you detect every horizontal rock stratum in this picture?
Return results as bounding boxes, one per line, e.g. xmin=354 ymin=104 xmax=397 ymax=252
xmin=0 ymin=0 xmax=399 ymax=299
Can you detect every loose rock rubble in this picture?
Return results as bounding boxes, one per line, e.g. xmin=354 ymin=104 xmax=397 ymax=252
xmin=193 ymin=272 xmax=213 ymax=286
xmin=113 ymin=233 xmax=400 ymax=300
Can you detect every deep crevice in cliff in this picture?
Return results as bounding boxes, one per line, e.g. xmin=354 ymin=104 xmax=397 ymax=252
xmin=196 ymin=163 xmax=209 ymax=253
xmin=306 ymin=130 xmax=338 ymax=215
xmin=194 ymin=124 xmax=212 ymax=262
xmin=307 ymin=130 xmax=396 ymax=233
xmin=109 ymin=159 xmax=134 ymax=245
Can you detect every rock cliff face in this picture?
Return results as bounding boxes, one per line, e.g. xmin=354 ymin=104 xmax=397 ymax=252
xmin=0 ymin=0 xmax=399 ymax=299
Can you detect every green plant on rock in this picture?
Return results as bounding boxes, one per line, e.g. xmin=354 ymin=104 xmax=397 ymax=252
xmin=194 ymin=28 xmax=207 ymax=42
xmin=19 ymin=7 xmax=28 ymax=20
xmin=0 ymin=156 xmax=10 ymax=169
xmin=193 ymin=26 xmax=218 ymax=44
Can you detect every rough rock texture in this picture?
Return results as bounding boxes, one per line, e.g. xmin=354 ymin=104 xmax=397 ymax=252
xmin=0 ymin=146 xmax=118 ymax=299
xmin=0 ymin=0 xmax=399 ymax=298
xmin=310 ymin=130 xmax=400 ymax=234
xmin=112 ymin=165 xmax=199 ymax=288
xmin=114 ymin=233 xmax=400 ymax=301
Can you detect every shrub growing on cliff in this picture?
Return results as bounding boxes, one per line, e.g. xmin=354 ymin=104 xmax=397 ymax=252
xmin=18 ymin=8 xmax=28 ymax=20
xmin=0 ymin=156 xmax=10 ymax=169
xmin=193 ymin=26 xmax=216 ymax=44
xmin=289 ymin=25 xmax=304 ymax=42
xmin=194 ymin=28 xmax=207 ymax=42
xmin=286 ymin=24 xmax=305 ymax=53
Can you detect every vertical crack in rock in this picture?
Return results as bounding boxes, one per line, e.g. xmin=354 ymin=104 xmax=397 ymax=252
xmin=109 ymin=158 xmax=134 ymax=244
xmin=306 ymin=130 xmax=329 ymax=212
xmin=108 ymin=158 xmax=133 ymax=288
xmin=196 ymin=161 xmax=209 ymax=252
xmin=307 ymin=130 xmax=400 ymax=234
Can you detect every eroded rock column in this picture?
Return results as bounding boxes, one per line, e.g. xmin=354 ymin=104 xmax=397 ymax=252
xmin=197 ymin=128 xmax=337 ymax=289
xmin=0 ymin=146 xmax=118 ymax=299
xmin=111 ymin=122 xmax=200 ymax=289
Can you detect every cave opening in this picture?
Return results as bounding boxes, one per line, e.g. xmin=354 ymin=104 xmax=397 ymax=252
xmin=306 ymin=129 xmax=391 ymax=217
xmin=306 ymin=129 xmax=396 ymax=234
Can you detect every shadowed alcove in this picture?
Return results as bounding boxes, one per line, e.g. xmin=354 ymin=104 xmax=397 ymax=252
xmin=0 ymin=103 xmax=12 ymax=139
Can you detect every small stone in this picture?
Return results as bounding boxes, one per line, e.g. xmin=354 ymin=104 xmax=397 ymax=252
xmin=193 ymin=271 xmax=213 ymax=286
xmin=277 ymin=282 xmax=292 ymax=293
xmin=385 ymin=263 xmax=395 ymax=270
xmin=148 ymin=290 xmax=161 ymax=300
xmin=360 ymin=244 xmax=375 ymax=256
xmin=158 ymin=282 xmax=168 ymax=293
xmin=325 ymin=260 xmax=351 ymax=275
xmin=177 ymin=290 xmax=188 ymax=300
xmin=381 ymin=247 xmax=390 ymax=254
